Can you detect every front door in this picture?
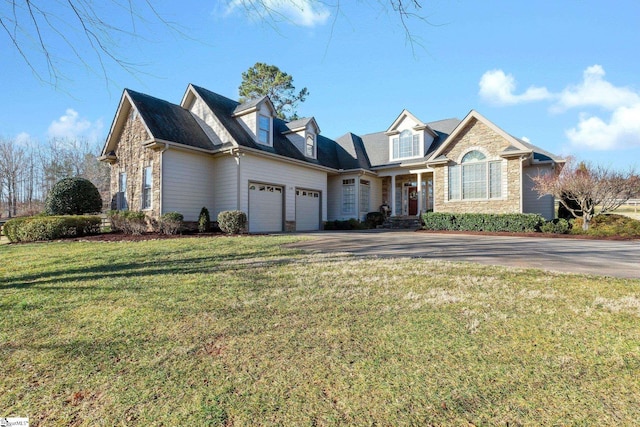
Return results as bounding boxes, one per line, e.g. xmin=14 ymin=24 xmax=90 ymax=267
xmin=408 ymin=186 xmax=418 ymax=215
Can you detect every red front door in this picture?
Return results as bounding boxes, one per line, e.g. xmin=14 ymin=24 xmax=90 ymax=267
xmin=408 ymin=186 xmax=418 ymax=215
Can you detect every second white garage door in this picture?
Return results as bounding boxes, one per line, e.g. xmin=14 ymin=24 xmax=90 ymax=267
xmin=296 ymin=189 xmax=320 ymax=231
xmin=249 ymin=183 xmax=283 ymax=233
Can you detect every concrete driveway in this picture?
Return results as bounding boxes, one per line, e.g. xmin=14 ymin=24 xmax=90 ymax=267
xmin=287 ymin=230 xmax=640 ymax=279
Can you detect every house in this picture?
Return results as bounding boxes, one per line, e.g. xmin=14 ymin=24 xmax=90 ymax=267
xmin=100 ymin=84 xmax=563 ymax=232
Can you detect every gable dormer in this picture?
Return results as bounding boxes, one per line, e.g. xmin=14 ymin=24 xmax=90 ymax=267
xmin=385 ymin=109 xmax=437 ymax=162
xmin=232 ymin=96 xmax=276 ymax=146
xmin=181 ymin=84 xmax=231 ymax=145
xmin=282 ymin=117 xmax=321 ymax=159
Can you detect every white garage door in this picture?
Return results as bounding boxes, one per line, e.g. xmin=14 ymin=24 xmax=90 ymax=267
xmin=296 ymin=189 xmax=320 ymax=231
xmin=249 ymin=183 xmax=283 ymax=233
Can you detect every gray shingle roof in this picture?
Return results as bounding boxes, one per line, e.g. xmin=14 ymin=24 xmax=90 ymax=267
xmin=356 ymin=118 xmax=461 ymax=167
xmin=334 ymin=133 xmax=371 ymax=170
xmin=233 ymin=96 xmax=268 ymax=115
xmin=285 ymin=117 xmax=313 ymax=132
xmin=191 ymin=85 xmax=335 ymax=168
xmin=515 ymin=137 xmax=564 ymax=162
xmin=126 ymin=89 xmax=214 ymax=150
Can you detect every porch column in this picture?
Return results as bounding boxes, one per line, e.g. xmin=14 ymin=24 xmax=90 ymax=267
xmin=390 ymin=175 xmax=396 ymax=216
xmin=416 ymin=172 xmax=423 ymax=216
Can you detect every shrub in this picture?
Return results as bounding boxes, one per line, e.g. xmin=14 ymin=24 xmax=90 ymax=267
xmin=365 ymin=212 xmax=385 ymax=229
xmin=159 ymin=212 xmax=183 ymax=235
xmin=198 ymin=207 xmax=210 ymax=233
xmin=107 ymin=210 xmax=148 ymax=235
xmin=323 ymin=218 xmax=367 ymax=230
xmin=541 ymin=218 xmax=571 ymax=234
xmin=421 ymin=212 xmax=544 ymax=233
xmin=218 ymin=210 xmax=247 ymax=234
xmin=572 ymin=214 xmax=640 ymax=238
xmin=45 ymin=177 xmax=102 ymax=215
xmin=3 ymin=215 xmax=101 ymax=243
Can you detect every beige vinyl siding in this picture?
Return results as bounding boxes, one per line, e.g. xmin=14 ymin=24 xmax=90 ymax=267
xmin=523 ymin=165 xmax=555 ymax=220
xmin=188 ymin=97 xmax=230 ymax=145
xmin=327 ymin=175 xmax=344 ymax=221
xmin=239 ymin=154 xmax=327 ymax=223
xmin=211 ymin=155 xmax=239 ymax=219
xmin=162 ymin=149 xmax=216 ymax=221
xmin=367 ymin=176 xmax=383 ymax=217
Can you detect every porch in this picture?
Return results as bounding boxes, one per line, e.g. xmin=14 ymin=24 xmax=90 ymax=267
xmin=380 ymin=171 xmax=434 ymax=217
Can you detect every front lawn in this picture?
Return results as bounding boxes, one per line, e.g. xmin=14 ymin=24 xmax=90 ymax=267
xmin=1 ymin=237 xmax=639 ymax=425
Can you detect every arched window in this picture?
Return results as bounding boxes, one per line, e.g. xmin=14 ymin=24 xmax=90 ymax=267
xmin=461 ymin=150 xmax=486 ymax=163
xmin=392 ymin=130 xmax=420 ymax=159
xmin=306 ymin=134 xmax=316 ymax=158
xmin=448 ymin=150 xmax=502 ymax=200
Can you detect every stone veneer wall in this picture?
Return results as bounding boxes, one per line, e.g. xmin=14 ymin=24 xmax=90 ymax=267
xmin=433 ymin=119 xmax=521 ymax=215
xmin=110 ymin=110 xmax=162 ymax=218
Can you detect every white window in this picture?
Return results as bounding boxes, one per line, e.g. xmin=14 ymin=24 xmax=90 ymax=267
xmin=359 ymin=179 xmax=370 ymax=214
xmin=306 ymin=134 xmax=315 ymax=157
xmin=118 ymin=172 xmax=128 ymax=210
xmin=142 ymin=166 xmax=152 ymax=210
xmin=448 ymin=151 xmax=502 ymax=200
xmin=392 ymin=130 xmax=420 ymax=160
xmin=258 ymin=115 xmax=271 ymax=145
xmin=448 ymin=165 xmax=460 ymax=200
xmin=342 ymin=178 xmax=355 ymax=215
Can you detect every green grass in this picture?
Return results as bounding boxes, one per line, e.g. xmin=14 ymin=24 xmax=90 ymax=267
xmin=1 ymin=237 xmax=639 ymax=425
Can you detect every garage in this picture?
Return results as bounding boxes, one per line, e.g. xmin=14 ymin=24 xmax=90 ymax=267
xmin=248 ymin=183 xmax=283 ymax=233
xmin=296 ymin=189 xmax=321 ymax=231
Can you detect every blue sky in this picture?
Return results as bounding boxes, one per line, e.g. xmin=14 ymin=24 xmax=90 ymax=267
xmin=2 ymin=0 xmax=639 ymax=169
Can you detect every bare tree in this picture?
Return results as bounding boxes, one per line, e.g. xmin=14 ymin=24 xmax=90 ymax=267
xmin=532 ymin=158 xmax=640 ymax=230
xmin=1 ymin=0 xmax=177 ymax=85
xmin=3 ymin=1 xmax=429 ymax=85
xmin=0 ymin=138 xmax=27 ymax=217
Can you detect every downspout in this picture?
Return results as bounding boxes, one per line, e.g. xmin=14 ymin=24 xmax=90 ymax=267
xmin=519 ymin=155 xmax=527 ymax=213
xmin=227 ymin=148 xmax=242 ymax=211
xmin=159 ymin=143 xmax=169 ymax=215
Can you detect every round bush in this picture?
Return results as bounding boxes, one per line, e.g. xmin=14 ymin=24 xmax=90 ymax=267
xmin=218 ymin=210 xmax=247 ymax=234
xmin=45 ymin=177 xmax=102 ymax=215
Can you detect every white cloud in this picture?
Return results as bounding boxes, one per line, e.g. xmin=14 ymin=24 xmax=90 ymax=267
xmin=479 ymin=65 xmax=640 ymax=150
xmin=553 ymin=65 xmax=640 ymax=113
xmin=226 ymin=0 xmax=330 ymax=27
xmin=478 ymin=69 xmax=552 ymax=105
xmin=566 ymin=103 xmax=640 ymax=150
xmin=521 ymin=136 xmax=531 ymax=143
xmin=48 ymin=109 xmax=103 ymax=142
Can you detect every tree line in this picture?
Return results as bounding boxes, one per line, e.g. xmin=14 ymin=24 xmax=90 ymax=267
xmin=0 ymin=137 xmax=109 ymax=218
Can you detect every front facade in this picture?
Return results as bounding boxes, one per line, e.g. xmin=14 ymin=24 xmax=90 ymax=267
xmin=100 ymin=84 xmax=562 ymax=232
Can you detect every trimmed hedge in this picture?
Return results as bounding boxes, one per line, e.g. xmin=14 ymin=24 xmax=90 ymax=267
xmin=422 ymin=212 xmax=544 ymax=233
xmin=108 ymin=210 xmax=148 ymax=235
xmin=3 ymin=215 xmax=101 ymax=243
xmin=541 ymin=218 xmax=571 ymax=234
xmin=159 ymin=212 xmax=183 ymax=235
xmin=323 ymin=218 xmax=368 ymax=230
xmin=572 ymin=214 xmax=640 ymax=238
xmin=45 ymin=177 xmax=102 ymax=215
xmin=218 ymin=210 xmax=247 ymax=234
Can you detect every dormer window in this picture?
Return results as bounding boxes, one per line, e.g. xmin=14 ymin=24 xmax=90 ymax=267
xmin=392 ymin=130 xmax=420 ymax=160
xmin=258 ymin=115 xmax=271 ymax=145
xmin=306 ymin=134 xmax=316 ymax=158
